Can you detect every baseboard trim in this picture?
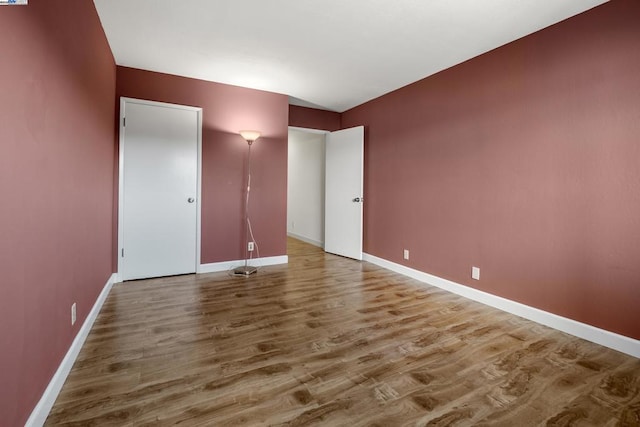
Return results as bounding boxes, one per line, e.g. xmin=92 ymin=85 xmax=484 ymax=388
xmin=363 ymin=253 xmax=639 ymax=359
xmin=26 ymin=273 xmax=117 ymax=427
xmin=199 ymin=255 xmax=289 ymax=274
xmin=287 ymin=232 xmax=324 ymax=249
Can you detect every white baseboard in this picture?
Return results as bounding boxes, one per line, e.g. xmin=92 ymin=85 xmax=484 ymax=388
xmin=363 ymin=253 xmax=640 ymax=359
xmin=199 ymin=255 xmax=288 ymax=274
xmin=26 ymin=273 xmax=117 ymax=427
xmin=287 ymin=232 xmax=324 ymax=248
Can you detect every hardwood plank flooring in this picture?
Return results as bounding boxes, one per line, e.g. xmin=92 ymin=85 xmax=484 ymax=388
xmin=46 ymin=238 xmax=640 ymax=426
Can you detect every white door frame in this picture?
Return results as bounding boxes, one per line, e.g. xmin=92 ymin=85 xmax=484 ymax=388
xmin=117 ymin=97 xmax=203 ymax=282
xmin=287 ymin=125 xmax=364 ymax=259
xmin=287 ymin=126 xmax=329 ymax=248
xmin=288 ymin=126 xmax=329 ymax=135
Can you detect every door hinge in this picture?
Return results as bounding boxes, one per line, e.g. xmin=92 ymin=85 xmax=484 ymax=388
xmin=121 ymin=248 xmax=124 ymax=257
xmin=123 ymin=117 xmax=126 ymax=127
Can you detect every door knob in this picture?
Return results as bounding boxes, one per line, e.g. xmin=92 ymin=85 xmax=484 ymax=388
xmin=352 ymin=197 xmax=361 ymax=203
xmin=188 ymin=197 xmax=195 ymax=203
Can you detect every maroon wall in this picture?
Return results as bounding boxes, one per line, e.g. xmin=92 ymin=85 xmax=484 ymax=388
xmin=0 ymin=1 xmax=116 ymax=425
xmin=289 ymin=105 xmax=341 ymax=131
xmin=342 ymin=0 xmax=640 ymax=340
xmin=116 ymin=67 xmax=289 ymax=263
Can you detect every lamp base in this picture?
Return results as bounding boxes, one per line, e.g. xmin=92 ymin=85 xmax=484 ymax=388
xmin=232 ymin=265 xmax=258 ymax=276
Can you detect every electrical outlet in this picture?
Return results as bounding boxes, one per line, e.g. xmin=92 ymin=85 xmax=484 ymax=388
xmin=71 ymin=303 xmax=77 ymax=326
xmin=472 ymin=267 xmax=480 ymax=280
xmin=403 ymin=249 xmax=409 ymax=260
xmin=248 ymin=241 xmax=255 ymax=252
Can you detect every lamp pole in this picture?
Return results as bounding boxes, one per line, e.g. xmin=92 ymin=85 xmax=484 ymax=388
xmin=233 ymin=131 xmax=260 ymax=276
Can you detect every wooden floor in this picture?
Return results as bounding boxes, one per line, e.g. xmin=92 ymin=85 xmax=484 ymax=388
xmin=47 ymin=238 xmax=640 ymax=426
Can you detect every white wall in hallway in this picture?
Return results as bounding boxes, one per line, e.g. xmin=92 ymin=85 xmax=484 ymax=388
xmin=287 ymin=129 xmax=326 ymax=247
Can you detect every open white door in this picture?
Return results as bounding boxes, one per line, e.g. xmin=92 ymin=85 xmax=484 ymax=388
xmin=325 ymin=126 xmax=364 ymax=260
xmin=119 ymin=98 xmax=201 ymax=281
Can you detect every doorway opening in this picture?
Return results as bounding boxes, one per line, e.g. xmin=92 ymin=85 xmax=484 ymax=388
xmin=287 ymin=127 xmax=327 ymax=251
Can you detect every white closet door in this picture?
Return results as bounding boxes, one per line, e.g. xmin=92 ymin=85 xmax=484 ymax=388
xmin=120 ymin=98 xmax=200 ymax=280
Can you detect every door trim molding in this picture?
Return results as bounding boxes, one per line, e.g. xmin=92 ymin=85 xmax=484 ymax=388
xmin=118 ymin=97 xmax=203 ymax=281
xmin=288 ymin=126 xmax=330 ymax=135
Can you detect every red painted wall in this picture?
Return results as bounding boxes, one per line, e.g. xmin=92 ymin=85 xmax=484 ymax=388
xmin=342 ymin=0 xmax=640 ymax=340
xmin=289 ymin=105 xmax=341 ymax=131
xmin=0 ymin=1 xmax=116 ymax=425
xmin=116 ymin=67 xmax=289 ymax=263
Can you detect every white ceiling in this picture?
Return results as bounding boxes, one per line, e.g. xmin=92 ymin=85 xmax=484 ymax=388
xmin=94 ymin=0 xmax=608 ymax=112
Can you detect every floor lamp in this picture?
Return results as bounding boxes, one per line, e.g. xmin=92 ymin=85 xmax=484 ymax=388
xmin=233 ymin=130 xmax=261 ymax=276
